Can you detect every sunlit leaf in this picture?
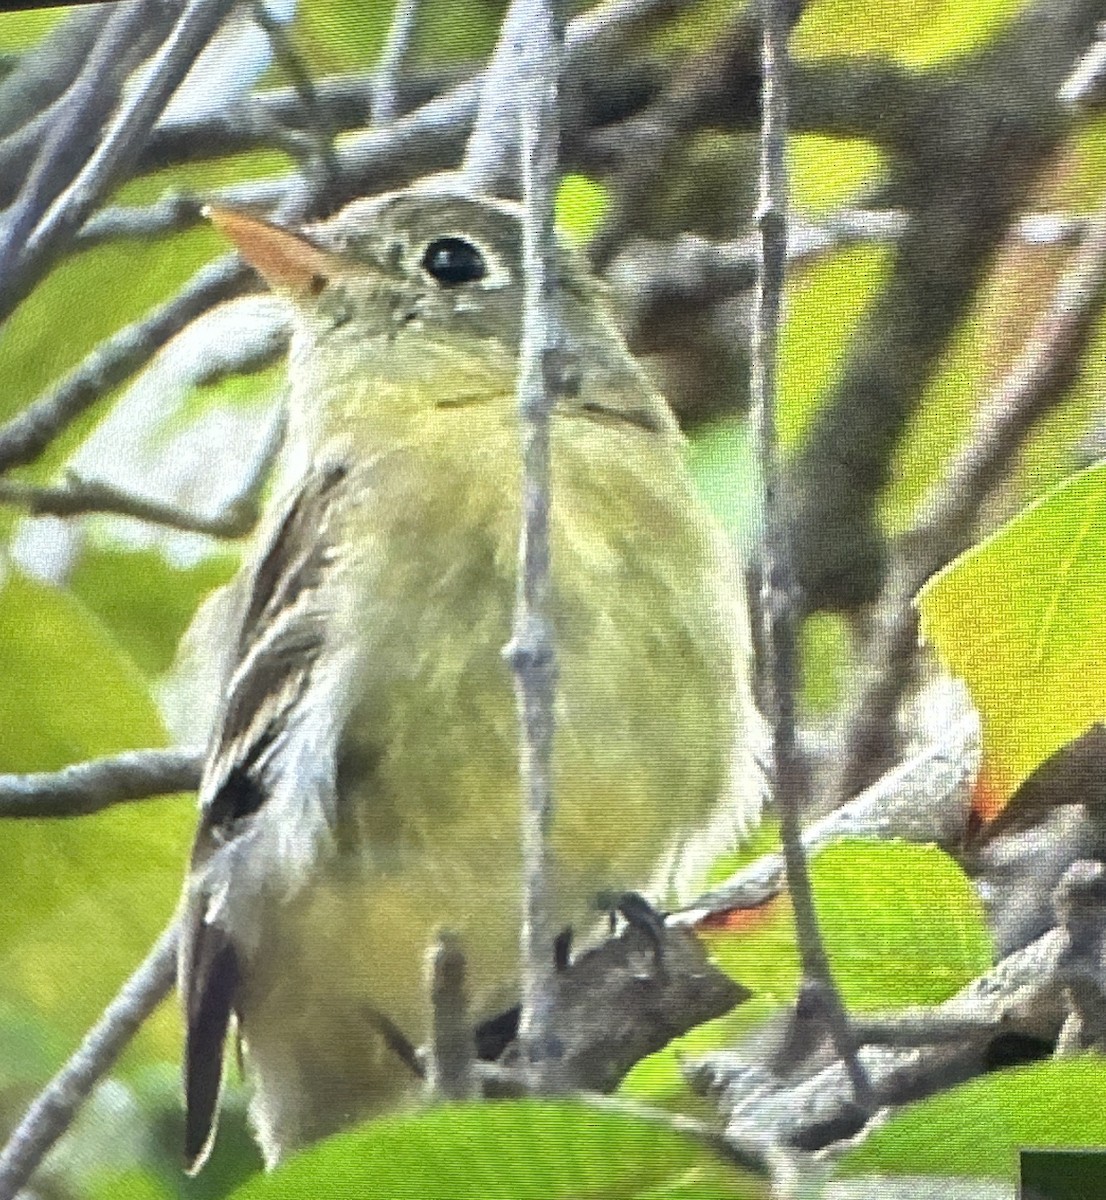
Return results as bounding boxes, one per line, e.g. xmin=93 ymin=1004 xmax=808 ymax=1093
xmin=918 ymin=461 xmax=1106 ymax=802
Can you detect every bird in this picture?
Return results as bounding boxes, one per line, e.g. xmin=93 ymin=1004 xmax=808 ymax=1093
xmin=177 ymin=179 xmax=759 ymax=1172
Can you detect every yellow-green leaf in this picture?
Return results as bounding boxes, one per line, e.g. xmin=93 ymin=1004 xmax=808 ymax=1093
xmin=918 ymin=461 xmax=1106 ymax=801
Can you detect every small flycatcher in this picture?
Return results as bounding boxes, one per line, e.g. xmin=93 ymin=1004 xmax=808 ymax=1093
xmin=179 ymin=182 xmax=758 ymax=1171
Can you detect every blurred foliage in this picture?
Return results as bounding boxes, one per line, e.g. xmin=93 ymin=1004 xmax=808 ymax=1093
xmin=793 ymin=0 xmax=1030 ymax=66
xmin=0 ymin=0 xmax=1104 ymax=1197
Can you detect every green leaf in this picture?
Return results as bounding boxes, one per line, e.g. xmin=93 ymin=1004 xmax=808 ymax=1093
xmin=789 ymin=135 xmax=885 ymax=214
xmin=623 ymin=838 xmax=991 ymax=1105
xmin=808 ymin=839 xmax=992 ymax=1008
xmin=703 ymin=839 xmax=990 ymax=1013
xmin=839 ymin=1057 xmax=1106 ymax=1180
xmin=0 ymin=7 xmax=65 ymax=50
xmin=0 ymin=570 xmax=190 ymax=1047
xmin=918 ymin=461 xmax=1106 ymax=801
xmin=227 ymin=1101 xmax=763 ymax=1200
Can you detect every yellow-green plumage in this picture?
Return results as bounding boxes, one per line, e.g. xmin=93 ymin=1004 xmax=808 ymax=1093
xmin=180 ymin=185 xmax=757 ymax=1169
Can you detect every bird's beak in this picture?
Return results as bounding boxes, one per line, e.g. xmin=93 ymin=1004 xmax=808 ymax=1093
xmin=203 ymin=205 xmax=337 ymax=297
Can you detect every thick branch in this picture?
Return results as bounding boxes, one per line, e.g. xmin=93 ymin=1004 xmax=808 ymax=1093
xmin=695 ymin=924 xmax=1070 ymax=1153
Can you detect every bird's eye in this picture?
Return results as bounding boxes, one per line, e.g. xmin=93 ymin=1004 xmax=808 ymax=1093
xmin=420 ymin=237 xmax=487 ymax=287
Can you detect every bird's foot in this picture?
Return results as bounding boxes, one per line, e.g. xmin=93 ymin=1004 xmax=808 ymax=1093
xmin=598 ymin=890 xmax=669 ymax=980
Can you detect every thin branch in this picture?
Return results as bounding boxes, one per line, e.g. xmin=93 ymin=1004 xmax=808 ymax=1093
xmin=0 ymin=923 xmax=179 ymax=1200
xmin=502 ymin=0 xmax=567 ymax=1082
xmin=7 ymin=0 xmax=691 ymax=483
xmin=0 ymin=0 xmax=240 ymax=323
xmin=0 ymin=749 xmax=202 ymax=818
xmin=0 ymin=255 xmax=249 ymax=475
xmin=1060 ymin=19 xmax=1106 ymax=107
xmin=248 ymin=0 xmax=340 ymax=191
xmin=587 ymin=0 xmax=810 ymax=266
xmin=750 ymin=0 xmax=871 ymax=1110
xmin=695 ymin=925 xmax=1071 ymax=1154
xmin=830 ymin=196 xmax=1106 ymax=808
xmin=0 ymin=0 xmax=174 ymax=271
xmin=0 ymin=6 xmax=109 ymax=139
xmin=672 ymin=712 xmax=979 ymax=924
xmin=1053 ymin=860 xmax=1106 ymax=1054
xmin=424 ymin=930 xmax=477 ymax=1101
xmin=372 ymin=0 xmax=420 ymax=126
xmin=609 ymin=211 xmax=908 ymax=331
xmin=0 ymin=475 xmax=261 ymax=538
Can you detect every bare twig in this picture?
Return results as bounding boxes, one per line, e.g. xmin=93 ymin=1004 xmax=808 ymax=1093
xmin=0 ymin=749 xmax=202 ymax=818
xmin=248 ymin=0 xmax=340 ymax=191
xmin=1060 ymin=20 xmax=1106 ymax=107
xmin=0 ymin=0 xmax=177 ymax=263
xmin=0 ymin=923 xmax=179 ymax=1200
xmin=672 ymin=712 xmax=978 ymax=924
xmin=372 ymin=0 xmax=420 ymax=126
xmin=424 ymin=931 xmax=477 ymax=1101
xmin=830 ymin=197 xmax=1106 ymax=807
xmin=0 ymin=255 xmax=249 ymax=475
xmin=0 ymin=0 xmax=240 ymax=322
xmin=501 ymin=0 xmax=567 ymax=1082
xmin=750 ymin=0 xmax=871 ymax=1110
xmin=1053 ymin=860 xmax=1106 ymax=1054
xmin=696 ymin=925 xmax=1070 ymax=1153
xmin=0 ymin=475 xmax=261 ymax=538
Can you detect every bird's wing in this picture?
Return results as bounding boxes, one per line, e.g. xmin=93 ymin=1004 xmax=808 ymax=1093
xmin=180 ymin=461 xmax=351 ymax=1173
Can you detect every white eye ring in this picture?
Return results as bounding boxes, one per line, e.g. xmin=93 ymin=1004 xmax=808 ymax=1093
xmin=405 ymin=233 xmax=510 ymax=291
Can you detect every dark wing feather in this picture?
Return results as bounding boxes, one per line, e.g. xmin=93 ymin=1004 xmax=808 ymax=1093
xmin=183 ymin=924 xmax=239 ymax=1173
xmin=180 ymin=462 xmax=349 ymax=1171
